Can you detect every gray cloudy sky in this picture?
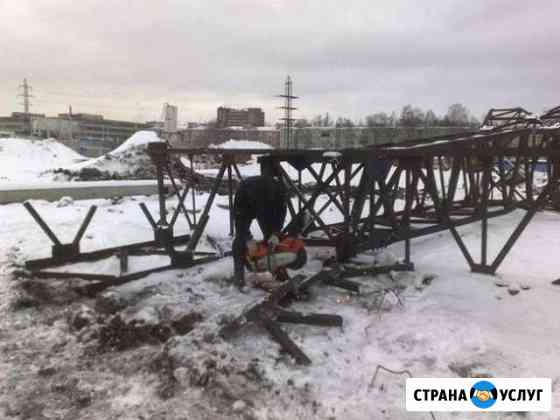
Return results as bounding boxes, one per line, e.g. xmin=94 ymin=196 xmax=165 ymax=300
xmin=2 ymin=0 xmax=559 ymax=124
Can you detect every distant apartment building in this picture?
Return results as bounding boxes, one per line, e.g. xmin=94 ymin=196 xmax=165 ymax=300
xmin=56 ymin=113 xmax=148 ymax=156
xmin=0 ymin=112 xmax=45 ymax=136
xmin=216 ymin=107 xmax=265 ymax=128
xmin=162 ymin=103 xmax=178 ymax=132
xmin=31 ymin=116 xmax=80 ymax=147
xmin=1 ymin=110 xmax=152 ymax=156
xmin=149 ymin=104 xmax=179 ymax=132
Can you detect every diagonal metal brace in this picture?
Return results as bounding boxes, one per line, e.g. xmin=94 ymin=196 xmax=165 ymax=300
xmin=73 ymin=205 xmax=97 ymax=245
xmin=139 ymin=202 xmax=157 ymax=229
xmin=139 ymin=202 xmax=175 ymax=246
xmin=23 ymin=201 xmax=62 ymax=246
xmin=23 ymin=201 xmax=97 ymax=259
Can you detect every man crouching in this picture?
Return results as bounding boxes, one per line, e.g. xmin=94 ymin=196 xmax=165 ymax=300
xmin=232 ymin=175 xmax=287 ymax=289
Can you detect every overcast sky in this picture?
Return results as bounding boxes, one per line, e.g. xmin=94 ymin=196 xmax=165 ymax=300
xmin=2 ymin=0 xmax=559 ymax=124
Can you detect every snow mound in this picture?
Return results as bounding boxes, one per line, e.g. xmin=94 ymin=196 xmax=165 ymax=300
xmin=109 ymin=130 xmax=162 ymax=156
xmin=63 ymin=130 xmax=163 ymax=178
xmin=209 ymin=139 xmax=273 ymax=150
xmin=0 ymin=137 xmax=85 ymax=183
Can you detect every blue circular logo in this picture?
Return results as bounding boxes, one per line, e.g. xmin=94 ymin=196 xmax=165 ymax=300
xmin=470 ymin=380 xmax=498 ymax=409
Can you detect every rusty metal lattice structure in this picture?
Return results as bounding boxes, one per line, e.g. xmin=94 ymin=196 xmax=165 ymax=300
xmin=146 ymin=111 xmax=560 ymax=276
xmin=23 ymin=105 xmax=560 ymax=281
xmin=20 ymin=105 xmax=560 ymax=363
xmin=541 ymin=106 xmax=560 ymax=127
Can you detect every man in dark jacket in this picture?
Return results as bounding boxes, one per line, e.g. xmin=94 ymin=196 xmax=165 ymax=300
xmin=232 ymin=175 xmax=287 ymax=289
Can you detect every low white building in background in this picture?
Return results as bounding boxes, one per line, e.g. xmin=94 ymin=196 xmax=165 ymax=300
xmin=31 ymin=116 xmax=80 ymax=143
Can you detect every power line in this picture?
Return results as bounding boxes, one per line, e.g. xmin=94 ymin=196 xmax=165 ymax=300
xmin=277 ymin=75 xmax=298 ymax=148
xmin=17 ymin=78 xmax=33 ymax=114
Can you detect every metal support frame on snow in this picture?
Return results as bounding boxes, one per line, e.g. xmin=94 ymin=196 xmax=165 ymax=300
xmin=21 ymin=105 xmax=560 ymax=294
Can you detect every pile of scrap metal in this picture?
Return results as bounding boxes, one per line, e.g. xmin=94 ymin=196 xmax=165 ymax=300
xmin=219 ymin=259 xmax=412 ymax=365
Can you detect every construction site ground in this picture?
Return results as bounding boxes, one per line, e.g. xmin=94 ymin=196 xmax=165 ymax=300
xmin=1 ymin=190 xmax=560 ymax=420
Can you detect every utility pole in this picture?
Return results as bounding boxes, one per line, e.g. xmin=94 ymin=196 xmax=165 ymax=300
xmin=18 ymin=78 xmax=34 ymax=135
xmin=18 ymin=78 xmax=33 ymax=115
xmin=277 ymin=75 xmax=298 ymax=149
xmin=68 ymin=105 xmax=74 ymax=144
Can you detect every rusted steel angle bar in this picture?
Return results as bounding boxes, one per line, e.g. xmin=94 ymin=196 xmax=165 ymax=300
xmin=25 ymin=234 xmax=191 ymax=270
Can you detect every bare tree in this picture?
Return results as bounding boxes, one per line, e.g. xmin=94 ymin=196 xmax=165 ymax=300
xmin=323 ymin=113 xmax=333 ymax=127
xmin=389 ymin=111 xmax=398 ymax=127
xmin=446 ymin=103 xmax=470 ymax=126
xmin=424 ymin=110 xmax=439 ymax=127
xmin=295 ymin=118 xmax=311 ymax=128
xmin=400 ymin=105 xmax=425 ymax=127
xmin=336 ymin=117 xmax=355 ymax=128
xmin=365 ymin=112 xmax=390 ymax=127
xmin=311 ymin=113 xmax=334 ymax=127
xmin=311 ymin=115 xmax=322 ymax=127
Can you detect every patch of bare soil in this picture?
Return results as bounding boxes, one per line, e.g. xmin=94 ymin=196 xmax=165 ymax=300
xmin=0 ymin=267 xmax=326 ymax=420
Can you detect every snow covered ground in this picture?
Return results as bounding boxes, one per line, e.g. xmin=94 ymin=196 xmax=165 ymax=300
xmin=1 ymin=136 xmax=559 ymax=419
xmin=1 ymin=188 xmax=560 ymax=419
xmin=63 ymin=130 xmax=163 ymax=177
xmin=0 ymin=131 xmax=164 ymax=186
xmin=0 ymin=137 xmax=86 ymax=184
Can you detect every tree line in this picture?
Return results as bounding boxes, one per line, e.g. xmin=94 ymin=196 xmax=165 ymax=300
xmin=295 ymin=103 xmax=480 ymax=129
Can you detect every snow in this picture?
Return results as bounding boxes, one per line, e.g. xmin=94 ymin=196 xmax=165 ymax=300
xmin=64 ymin=130 xmax=162 ymax=176
xmin=323 ymin=151 xmax=342 ymax=159
xmin=0 ymin=179 xmax=165 ymax=191
xmin=0 ymin=131 xmax=163 ymax=184
xmin=0 ymin=137 xmax=85 ymax=184
xmin=1 ymin=183 xmax=560 ymax=418
xmin=1 ymin=138 xmax=560 ymax=418
xmin=209 ymin=139 xmax=273 ymax=150
xmin=0 ymin=198 xmax=560 ymax=420
xmin=108 ymin=130 xmax=161 ymax=155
